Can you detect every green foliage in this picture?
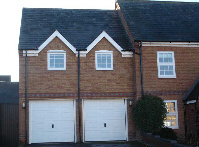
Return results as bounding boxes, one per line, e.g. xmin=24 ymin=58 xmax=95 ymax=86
xmin=132 ymin=94 xmax=167 ymax=133
xmin=157 ymin=127 xmax=178 ymax=140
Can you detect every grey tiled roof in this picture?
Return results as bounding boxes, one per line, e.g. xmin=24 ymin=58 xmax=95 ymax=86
xmin=183 ymin=78 xmax=199 ymax=102
xmin=0 ymin=82 xmax=19 ymax=104
xmin=18 ymin=8 xmax=131 ymax=50
xmin=118 ymin=0 xmax=199 ymax=42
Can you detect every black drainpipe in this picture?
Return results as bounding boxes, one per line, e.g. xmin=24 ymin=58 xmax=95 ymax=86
xmin=25 ymin=50 xmax=28 ymax=144
xmin=130 ymin=41 xmax=144 ymax=97
xmin=139 ymin=41 xmax=144 ymax=96
xmin=77 ymin=50 xmax=82 ymax=142
xmin=183 ymin=102 xmax=187 ymax=142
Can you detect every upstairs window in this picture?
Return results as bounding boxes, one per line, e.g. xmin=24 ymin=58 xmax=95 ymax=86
xmin=157 ymin=51 xmax=176 ymax=78
xmin=95 ymin=50 xmax=113 ymax=70
xmin=47 ymin=50 xmax=66 ymax=70
xmin=164 ymin=100 xmax=178 ymax=129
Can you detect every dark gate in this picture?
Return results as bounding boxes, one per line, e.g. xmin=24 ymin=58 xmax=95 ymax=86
xmin=0 ymin=104 xmax=19 ymax=147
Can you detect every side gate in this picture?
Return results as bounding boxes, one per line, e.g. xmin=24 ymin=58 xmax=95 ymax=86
xmin=0 ymin=104 xmax=19 ymax=147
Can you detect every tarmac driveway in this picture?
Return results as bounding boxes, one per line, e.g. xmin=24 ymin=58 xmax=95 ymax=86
xmin=21 ymin=142 xmax=148 ymax=147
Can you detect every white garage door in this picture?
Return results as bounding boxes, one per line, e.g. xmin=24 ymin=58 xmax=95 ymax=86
xmin=83 ymin=99 xmax=127 ymax=141
xmin=29 ymin=100 xmax=76 ymax=143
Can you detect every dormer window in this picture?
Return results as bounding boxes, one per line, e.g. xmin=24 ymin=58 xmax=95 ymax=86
xmin=95 ymin=50 xmax=113 ymax=70
xmin=47 ymin=50 xmax=66 ymax=70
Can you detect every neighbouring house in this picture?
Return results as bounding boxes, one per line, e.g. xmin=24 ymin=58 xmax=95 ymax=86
xmin=182 ymin=78 xmax=199 ymax=145
xmin=117 ymin=0 xmax=199 ymax=143
xmin=0 ymin=75 xmax=19 ymax=147
xmin=18 ymin=0 xmax=199 ymax=145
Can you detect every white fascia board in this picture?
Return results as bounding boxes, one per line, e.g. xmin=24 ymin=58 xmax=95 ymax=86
xmin=121 ymin=51 xmax=133 ymax=57
xmin=143 ymin=42 xmax=199 ymax=47
xmin=23 ymin=30 xmax=77 ymax=56
xmin=86 ymin=31 xmax=123 ymax=54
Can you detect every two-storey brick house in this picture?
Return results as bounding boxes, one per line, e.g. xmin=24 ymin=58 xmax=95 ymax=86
xmin=18 ymin=1 xmax=199 ymax=145
xmin=117 ymin=0 xmax=199 ymax=143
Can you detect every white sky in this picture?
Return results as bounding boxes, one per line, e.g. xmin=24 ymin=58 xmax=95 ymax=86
xmin=0 ymin=0 xmax=198 ymax=82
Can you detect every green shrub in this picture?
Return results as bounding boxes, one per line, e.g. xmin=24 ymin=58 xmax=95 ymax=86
xmin=157 ymin=127 xmax=177 ymax=140
xmin=132 ymin=94 xmax=167 ymax=133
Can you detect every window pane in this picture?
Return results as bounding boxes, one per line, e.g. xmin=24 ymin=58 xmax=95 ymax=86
xmin=169 ymin=71 xmax=173 ymax=75
xmin=97 ymin=59 xmax=101 ymax=64
xmin=97 ymin=54 xmax=101 ymax=59
xmin=170 ymin=102 xmax=175 ymax=107
xmin=50 ymin=59 xmax=54 ymax=64
xmin=107 ymin=55 xmax=111 ymax=59
xmin=50 ymin=63 xmax=54 ymax=68
xmin=159 ymin=58 xmax=163 ymax=62
xmin=160 ymin=66 xmax=164 ymax=70
xmin=164 ymin=58 xmax=169 ymax=62
xmin=168 ymin=53 xmax=172 ymax=58
xmin=169 ymin=66 xmax=173 ymax=70
xmin=171 ymin=120 xmax=177 ymax=126
xmin=102 ymin=58 xmax=106 ymax=63
xmin=168 ymin=58 xmax=173 ymax=62
xmin=159 ymin=53 xmax=163 ymax=58
xmin=60 ymin=64 xmax=64 ymax=68
xmin=102 ymin=55 xmax=106 ymax=59
xmin=100 ymin=64 xmax=106 ymax=68
xmin=50 ymin=54 xmax=54 ymax=58
xmin=55 ymin=64 xmax=59 ymax=68
xmin=163 ymin=53 xmax=168 ymax=58
xmin=107 ymin=59 xmax=111 ymax=64
xmin=107 ymin=64 xmax=111 ymax=68
xmin=160 ymin=71 xmax=164 ymax=75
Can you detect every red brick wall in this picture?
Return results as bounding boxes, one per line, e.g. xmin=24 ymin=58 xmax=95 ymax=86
xmin=19 ymin=37 xmax=135 ymax=144
xmin=134 ymin=45 xmax=199 ymax=141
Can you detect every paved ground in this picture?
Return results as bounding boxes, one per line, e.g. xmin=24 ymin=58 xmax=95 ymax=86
xmin=21 ymin=142 xmax=148 ymax=147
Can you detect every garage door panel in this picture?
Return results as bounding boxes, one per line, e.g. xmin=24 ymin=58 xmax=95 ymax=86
xmin=30 ymin=100 xmax=75 ymax=143
xmin=84 ymin=99 xmax=127 ymax=141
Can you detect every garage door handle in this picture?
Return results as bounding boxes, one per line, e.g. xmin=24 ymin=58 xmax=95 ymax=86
xmin=104 ymin=123 xmax=106 ymax=127
xmin=52 ymin=124 xmax=54 ymax=128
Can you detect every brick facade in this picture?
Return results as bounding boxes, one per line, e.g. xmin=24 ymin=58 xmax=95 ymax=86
xmin=19 ymin=37 xmax=135 ymax=144
xmin=133 ymin=45 xmax=199 ymax=141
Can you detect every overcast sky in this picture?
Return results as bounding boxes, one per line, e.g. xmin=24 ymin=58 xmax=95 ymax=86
xmin=0 ymin=0 xmax=198 ymax=82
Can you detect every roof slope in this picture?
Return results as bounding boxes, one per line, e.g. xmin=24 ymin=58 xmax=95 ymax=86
xmin=0 ymin=82 xmax=19 ymax=104
xmin=118 ymin=0 xmax=199 ymax=42
xmin=183 ymin=78 xmax=199 ymax=102
xmin=18 ymin=8 xmax=131 ymax=50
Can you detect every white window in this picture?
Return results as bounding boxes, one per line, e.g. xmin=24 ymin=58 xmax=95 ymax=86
xmin=157 ymin=51 xmax=176 ymax=78
xmin=95 ymin=50 xmax=113 ymax=70
xmin=47 ymin=50 xmax=66 ymax=70
xmin=164 ymin=100 xmax=178 ymax=129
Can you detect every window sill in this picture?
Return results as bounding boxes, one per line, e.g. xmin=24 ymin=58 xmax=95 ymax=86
xmin=158 ymin=75 xmax=176 ymax=79
xmin=48 ymin=68 xmax=66 ymax=71
xmin=96 ymin=68 xmax=113 ymax=70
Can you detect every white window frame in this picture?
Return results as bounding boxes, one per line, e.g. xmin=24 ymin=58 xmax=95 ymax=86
xmin=95 ymin=50 xmax=113 ymax=70
xmin=157 ymin=51 xmax=176 ymax=78
xmin=164 ymin=100 xmax=179 ymax=129
xmin=47 ymin=50 xmax=66 ymax=70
